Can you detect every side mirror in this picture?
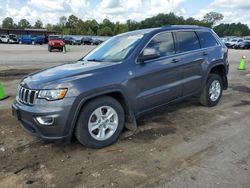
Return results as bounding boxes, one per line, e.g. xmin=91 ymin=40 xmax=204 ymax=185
xmin=137 ymin=48 xmax=160 ymax=63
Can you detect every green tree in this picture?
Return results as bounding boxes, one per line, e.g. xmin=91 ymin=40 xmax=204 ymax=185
xmin=66 ymin=15 xmax=79 ymax=28
xmin=18 ymin=19 xmax=31 ymax=29
xmin=202 ymin=12 xmax=224 ymax=27
xmin=66 ymin=15 xmax=80 ymax=34
xmin=45 ymin=24 xmax=53 ymax=31
xmin=34 ymin=20 xmax=43 ymax=28
xmin=214 ymin=23 xmax=250 ymax=37
xmin=97 ymin=26 xmax=113 ymax=36
xmin=90 ymin=19 xmax=99 ymax=35
xmin=2 ymin=17 xmax=14 ymax=28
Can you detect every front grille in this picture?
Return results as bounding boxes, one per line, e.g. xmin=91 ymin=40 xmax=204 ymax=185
xmin=18 ymin=86 xmax=38 ymax=105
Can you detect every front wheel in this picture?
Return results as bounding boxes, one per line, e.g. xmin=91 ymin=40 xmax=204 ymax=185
xmin=75 ymin=96 xmax=125 ymax=148
xmin=200 ymin=74 xmax=223 ymax=107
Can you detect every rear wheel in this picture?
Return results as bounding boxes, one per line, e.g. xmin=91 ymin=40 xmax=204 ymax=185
xmin=200 ymin=74 xmax=223 ymax=107
xmin=75 ymin=96 xmax=125 ymax=148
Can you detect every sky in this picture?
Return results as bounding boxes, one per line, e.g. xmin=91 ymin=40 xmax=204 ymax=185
xmin=0 ymin=0 xmax=250 ymax=26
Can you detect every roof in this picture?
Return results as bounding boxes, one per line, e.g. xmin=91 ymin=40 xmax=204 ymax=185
xmin=121 ymin=25 xmax=210 ymax=36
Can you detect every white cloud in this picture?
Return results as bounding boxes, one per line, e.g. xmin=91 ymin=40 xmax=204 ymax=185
xmin=1 ymin=0 xmax=250 ymax=27
xmin=28 ymin=0 xmax=65 ymax=12
xmin=193 ymin=0 xmax=250 ymax=26
xmin=0 ymin=0 xmax=185 ymax=25
xmin=210 ymin=0 xmax=250 ymax=10
xmin=93 ymin=0 xmax=185 ymax=23
xmin=100 ymin=0 xmax=121 ymax=8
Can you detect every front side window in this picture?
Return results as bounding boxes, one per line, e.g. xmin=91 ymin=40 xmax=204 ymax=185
xmin=145 ymin=32 xmax=175 ymax=57
xmin=176 ymin=31 xmax=200 ymax=53
xmin=197 ymin=31 xmax=218 ymax=48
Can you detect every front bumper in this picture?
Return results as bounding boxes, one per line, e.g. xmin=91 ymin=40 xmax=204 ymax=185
xmin=12 ymin=98 xmax=75 ymax=141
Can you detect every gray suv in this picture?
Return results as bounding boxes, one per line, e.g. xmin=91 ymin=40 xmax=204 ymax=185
xmin=12 ymin=25 xmax=229 ymax=148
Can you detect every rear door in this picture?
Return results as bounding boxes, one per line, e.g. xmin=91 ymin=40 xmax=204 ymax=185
xmin=174 ymin=31 xmax=203 ymax=96
xmin=135 ymin=31 xmax=183 ymax=112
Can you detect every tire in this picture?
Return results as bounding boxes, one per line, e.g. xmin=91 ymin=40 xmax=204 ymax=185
xmin=75 ymin=96 xmax=125 ymax=148
xmin=200 ymin=74 xmax=223 ymax=107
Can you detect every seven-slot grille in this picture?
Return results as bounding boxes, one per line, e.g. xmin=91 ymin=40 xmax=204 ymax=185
xmin=18 ymin=86 xmax=38 ymax=105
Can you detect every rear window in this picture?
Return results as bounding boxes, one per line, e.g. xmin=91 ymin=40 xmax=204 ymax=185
xmin=197 ymin=31 xmax=218 ymax=48
xmin=176 ymin=31 xmax=200 ymax=53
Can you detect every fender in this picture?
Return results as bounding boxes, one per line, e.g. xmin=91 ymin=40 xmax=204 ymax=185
xmin=65 ymin=89 xmax=137 ymax=141
xmin=202 ymin=61 xmax=228 ymax=90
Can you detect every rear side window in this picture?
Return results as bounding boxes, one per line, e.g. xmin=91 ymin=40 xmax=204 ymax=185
xmin=197 ymin=31 xmax=218 ymax=48
xmin=146 ymin=32 xmax=175 ymax=57
xmin=176 ymin=31 xmax=200 ymax=53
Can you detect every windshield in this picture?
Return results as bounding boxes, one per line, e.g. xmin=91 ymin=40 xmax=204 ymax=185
xmin=49 ymin=35 xmax=62 ymax=40
xmin=84 ymin=33 xmax=143 ymax=62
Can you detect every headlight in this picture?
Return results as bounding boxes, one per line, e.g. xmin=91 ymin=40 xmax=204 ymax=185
xmin=38 ymin=89 xmax=67 ymax=101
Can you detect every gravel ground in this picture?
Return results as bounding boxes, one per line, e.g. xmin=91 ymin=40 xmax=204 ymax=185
xmin=0 ymin=44 xmax=249 ymax=188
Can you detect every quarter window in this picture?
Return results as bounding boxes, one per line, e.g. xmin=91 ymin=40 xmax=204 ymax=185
xmin=197 ymin=31 xmax=218 ymax=48
xmin=145 ymin=32 xmax=175 ymax=57
xmin=176 ymin=31 xmax=200 ymax=53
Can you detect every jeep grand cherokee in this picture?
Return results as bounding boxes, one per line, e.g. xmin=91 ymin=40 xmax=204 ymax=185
xmin=12 ymin=25 xmax=229 ymax=148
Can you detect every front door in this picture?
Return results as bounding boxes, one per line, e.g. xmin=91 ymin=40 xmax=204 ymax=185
xmin=135 ymin=32 xmax=183 ymax=112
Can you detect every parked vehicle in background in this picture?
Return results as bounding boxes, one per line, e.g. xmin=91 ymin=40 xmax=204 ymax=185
xmin=9 ymin=34 xmax=19 ymax=44
xmin=63 ymin=36 xmax=82 ymax=45
xmin=92 ymin=38 xmax=103 ymax=45
xmin=73 ymin=37 xmax=82 ymax=45
xmin=234 ymin=40 xmax=250 ymax=49
xmin=19 ymin=35 xmax=45 ymax=45
xmin=13 ymin=25 xmax=229 ymax=148
xmin=81 ymin=37 xmax=93 ymax=45
xmin=48 ymin=35 xmax=65 ymax=52
xmin=0 ymin=34 xmax=18 ymax=44
xmin=225 ymin=38 xmax=243 ymax=48
xmin=64 ymin=36 xmax=75 ymax=45
xmin=0 ymin=35 xmax=10 ymax=43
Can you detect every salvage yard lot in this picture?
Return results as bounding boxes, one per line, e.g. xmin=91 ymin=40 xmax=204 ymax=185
xmin=0 ymin=44 xmax=250 ymax=188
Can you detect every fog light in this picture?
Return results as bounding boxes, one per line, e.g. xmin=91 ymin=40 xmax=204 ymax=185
xmin=36 ymin=116 xmax=54 ymax=126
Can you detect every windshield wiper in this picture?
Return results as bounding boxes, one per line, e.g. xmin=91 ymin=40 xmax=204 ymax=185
xmin=86 ymin=58 xmax=103 ymax=62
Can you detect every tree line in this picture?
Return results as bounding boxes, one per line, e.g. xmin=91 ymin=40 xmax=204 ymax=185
xmin=1 ymin=12 xmax=250 ymax=37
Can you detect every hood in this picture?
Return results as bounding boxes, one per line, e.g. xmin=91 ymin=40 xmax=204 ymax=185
xmin=22 ymin=61 xmax=114 ymax=89
xmin=49 ymin=39 xmax=64 ymax=42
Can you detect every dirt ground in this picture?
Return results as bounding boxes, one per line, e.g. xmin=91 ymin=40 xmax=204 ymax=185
xmin=0 ymin=44 xmax=249 ymax=188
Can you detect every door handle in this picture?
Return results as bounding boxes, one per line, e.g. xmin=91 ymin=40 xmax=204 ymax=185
xmin=203 ymin=52 xmax=208 ymax=56
xmin=171 ymin=58 xmax=180 ymax=63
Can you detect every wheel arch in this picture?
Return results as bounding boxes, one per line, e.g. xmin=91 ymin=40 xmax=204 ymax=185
xmin=206 ymin=64 xmax=228 ymax=89
xmin=67 ymin=90 xmax=137 ymax=141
